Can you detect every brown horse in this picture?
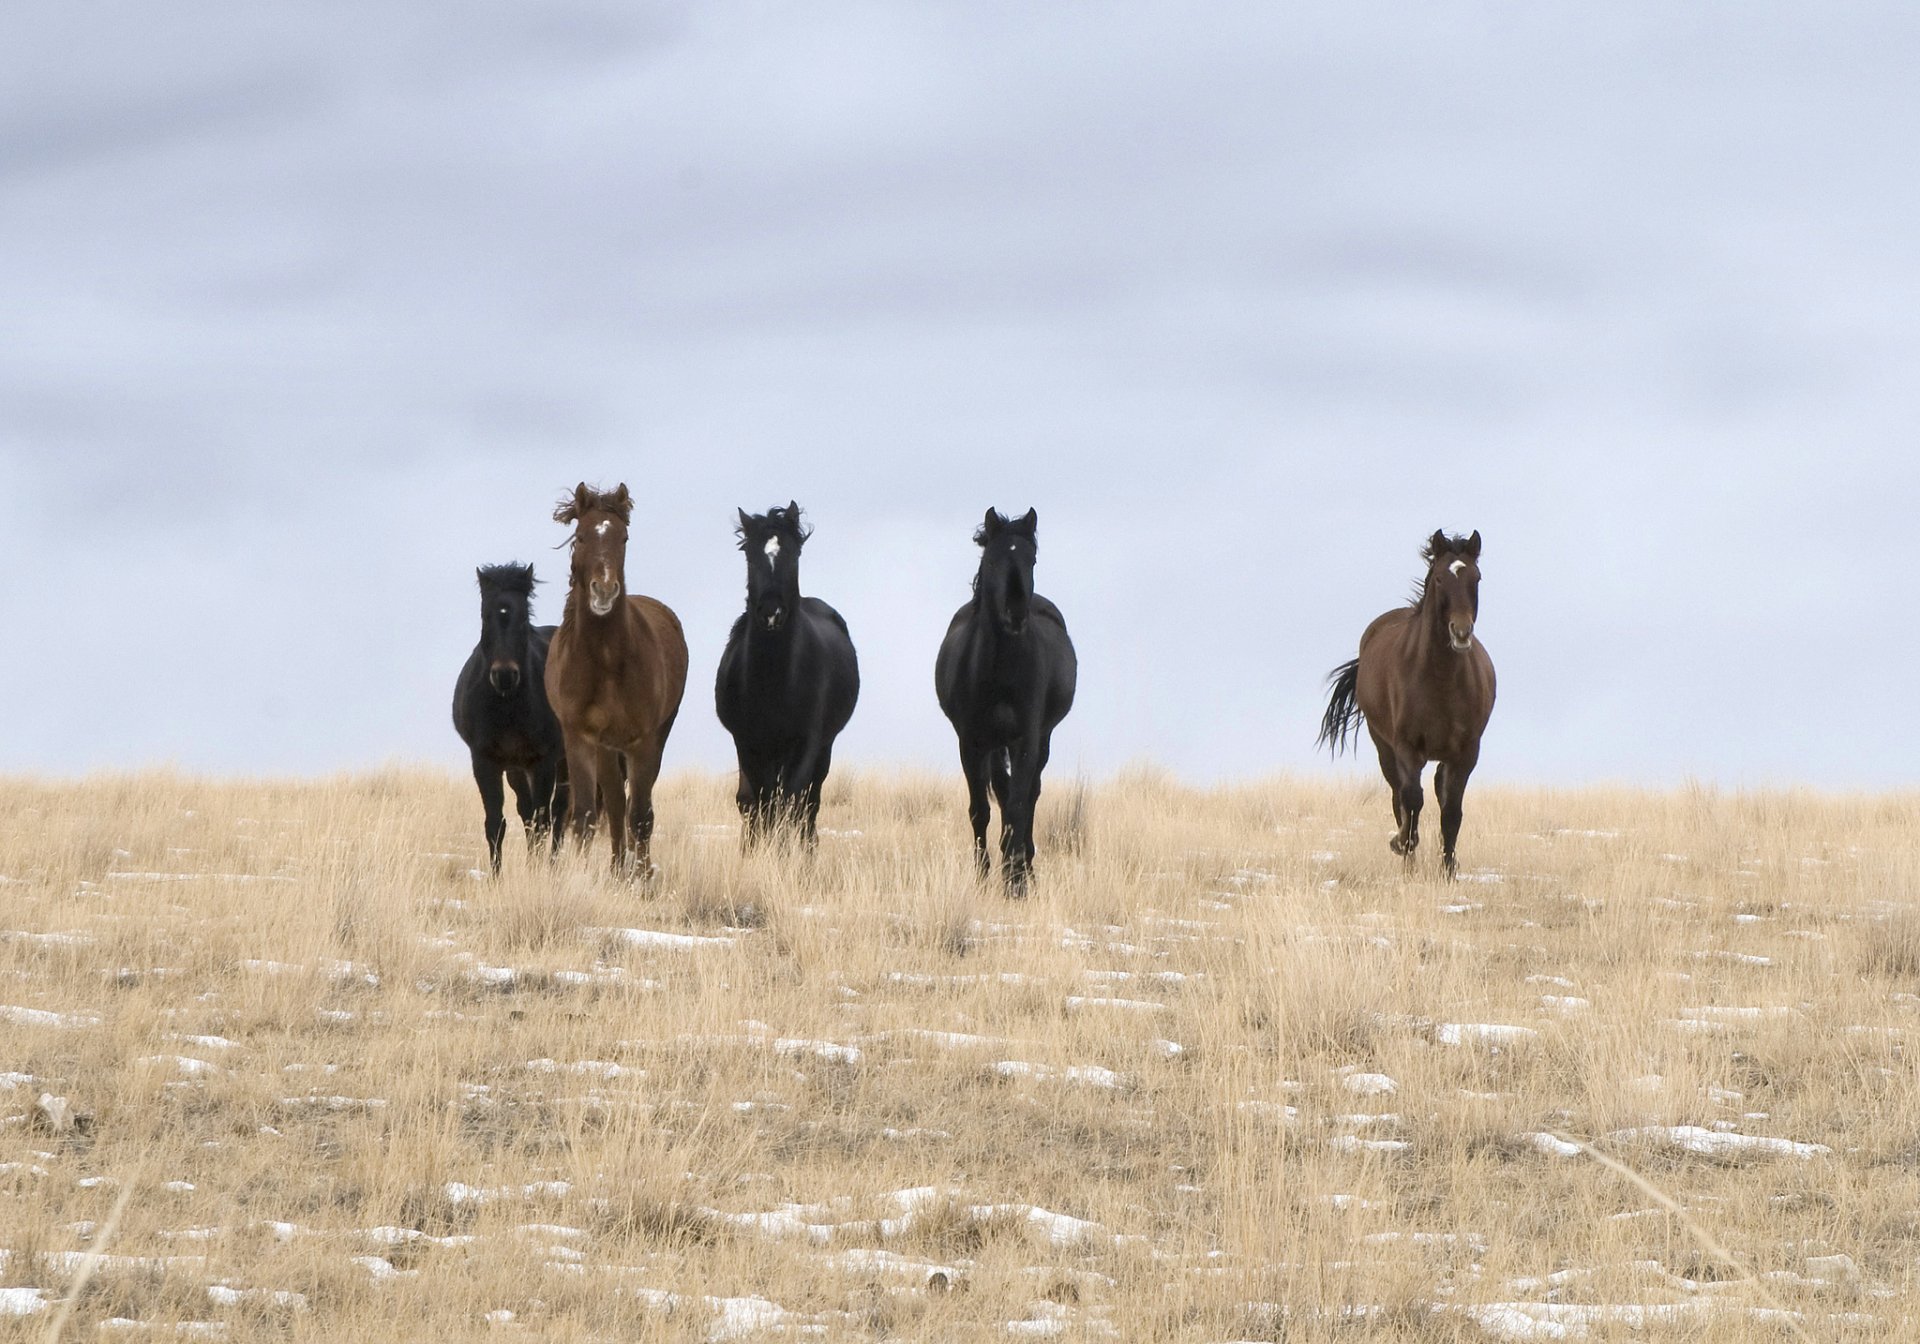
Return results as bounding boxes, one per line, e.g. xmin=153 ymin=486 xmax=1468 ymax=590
xmin=544 ymin=483 xmax=690 ymax=876
xmin=1319 ymin=530 xmax=1496 ymax=878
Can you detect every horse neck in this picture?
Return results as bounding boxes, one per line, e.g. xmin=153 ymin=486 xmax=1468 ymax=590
xmin=1406 ymin=588 xmax=1463 ymax=682
xmin=742 ymin=608 xmax=798 ymax=671
xmin=564 ymin=583 xmax=646 ymax=657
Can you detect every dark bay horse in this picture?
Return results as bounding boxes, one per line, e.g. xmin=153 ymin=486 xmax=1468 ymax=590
xmin=714 ymin=503 xmax=860 ymax=847
xmin=544 ymin=483 xmax=690 ymax=877
xmin=1319 ymin=530 xmax=1496 ymax=877
xmin=451 ymin=563 xmax=569 ymax=873
xmin=935 ymin=508 xmax=1077 ymax=894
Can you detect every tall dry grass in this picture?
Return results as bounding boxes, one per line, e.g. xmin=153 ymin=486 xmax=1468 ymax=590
xmin=0 ymin=769 xmax=1913 ymax=1340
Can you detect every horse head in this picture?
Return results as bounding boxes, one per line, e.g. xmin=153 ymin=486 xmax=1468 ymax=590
xmin=555 ymin=482 xmax=633 ymax=618
xmin=735 ymin=500 xmax=809 ymax=633
xmin=974 ymin=507 xmax=1039 ymax=636
xmin=1422 ymin=529 xmax=1483 ymax=652
xmin=475 ymin=563 xmax=538 ymax=694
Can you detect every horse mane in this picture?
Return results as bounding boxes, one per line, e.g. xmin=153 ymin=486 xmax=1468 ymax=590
xmin=735 ymin=502 xmax=812 ymax=550
xmin=553 ymin=483 xmax=632 ymax=526
xmin=476 ymin=562 xmax=536 ymax=596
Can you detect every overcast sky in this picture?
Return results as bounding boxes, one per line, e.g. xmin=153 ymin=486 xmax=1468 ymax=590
xmin=2 ymin=2 xmax=1916 ymax=787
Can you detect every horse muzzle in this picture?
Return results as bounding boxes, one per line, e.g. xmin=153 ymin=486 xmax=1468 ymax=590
xmin=487 ymin=663 xmax=522 ymax=694
xmin=587 ymin=582 xmax=621 ymax=616
xmin=1448 ymin=620 xmax=1475 ymax=652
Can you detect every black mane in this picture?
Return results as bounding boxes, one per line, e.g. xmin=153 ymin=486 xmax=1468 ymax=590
xmin=735 ymin=503 xmax=812 ymax=550
xmin=477 ymin=562 xmax=537 ymax=596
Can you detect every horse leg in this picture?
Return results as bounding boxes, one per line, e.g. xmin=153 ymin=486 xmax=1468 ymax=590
xmin=1002 ymin=734 xmax=1048 ymax=896
xmin=507 ymin=768 xmax=538 ymax=854
xmin=987 ymin=746 xmax=1018 ymax=889
xmin=472 ymin=755 xmax=507 ymax=875
xmin=1436 ymin=754 xmax=1477 ymax=879
xmin=564 ymin=739 xmax=599 ymax=850
xmin=526 ymin=760 xmax=556 ymax=856
xmin=594 ymin=745 xmax=631 ymax=873
xmin=1370 ymin=733 xmax=1409 ymax=854
xmin=734 ymin=746 xmax=766 ymax=848
xmin=960 ymin=738 xmax=993 ymax=880
xmin=788 ymin=736 xmax=833 ymax=851
xmin=625 ymin=735 xmax=668 ymax=879
xmin=1392 ymin=755 xmax=1427 ymax=865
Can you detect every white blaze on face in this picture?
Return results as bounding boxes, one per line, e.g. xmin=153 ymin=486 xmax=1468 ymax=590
xmin=594 ymin=520 xmax=611 ymax=536
xmin=1448 ymin=559 xmax=1468 ymax=577
xmin=764 ymin=536 xmax=780 ymax=569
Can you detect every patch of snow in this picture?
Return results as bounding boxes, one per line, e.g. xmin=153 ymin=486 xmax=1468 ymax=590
xmin=1340 ymin=1071 xmax=1398 ymax=1096
xmin=0 ymin=1004 xmax=100 ymax=1029
xmin=992 ymin=1060 xmax=1124 ymax=1090
xmin=598 ymin=927 xmax=736 ymax=950
xmin=1608 ymin=1126 xmax=1831 ymax=1159
xmin=1436 ymin=1023 xmax=1538 ymax=1047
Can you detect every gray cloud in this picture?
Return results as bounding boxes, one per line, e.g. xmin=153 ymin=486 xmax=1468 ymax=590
xmin=3 ymin=1 xmax=1915 ymax=785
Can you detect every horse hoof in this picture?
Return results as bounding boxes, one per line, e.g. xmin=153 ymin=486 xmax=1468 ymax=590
xmin=1387 ymin=835 xmax=1408 ymax=856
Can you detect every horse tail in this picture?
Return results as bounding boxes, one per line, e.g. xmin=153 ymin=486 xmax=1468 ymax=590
xmin=1317 ymin=658 xmax=1364 ymax=755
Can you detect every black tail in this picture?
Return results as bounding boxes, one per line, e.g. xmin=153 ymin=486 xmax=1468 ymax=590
xmin=1317 ymin=658 xmax=1364 ymax=755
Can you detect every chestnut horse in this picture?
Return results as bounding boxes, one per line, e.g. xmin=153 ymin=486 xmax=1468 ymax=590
xmin=545 ymin=483 xmax=689 ymax=876
xmin=1318 ymin=530 xmax=1496 ymax=877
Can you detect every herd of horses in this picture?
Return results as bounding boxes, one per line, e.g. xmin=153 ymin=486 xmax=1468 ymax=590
xmin=454 ymin=485 xmax=1494 ymax=891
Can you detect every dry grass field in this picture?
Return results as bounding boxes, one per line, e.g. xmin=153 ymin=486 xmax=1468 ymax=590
xmin=1 ymin=768 xmax=1918 ymax=1341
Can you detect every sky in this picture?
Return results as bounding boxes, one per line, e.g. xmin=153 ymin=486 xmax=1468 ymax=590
xmin=2 ymin=2 xmax=1917 ymax=787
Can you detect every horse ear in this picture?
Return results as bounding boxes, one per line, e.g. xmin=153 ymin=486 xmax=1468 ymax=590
xmin=981 ymin=507 xmax=1003 ymax=538
xmin=1465 ymin=530 xmax=1482 ymax=559
xmin=1013 ymin=508 xmax=1038 ymax=536
xmin=1428 ymin=529 xmax=1449 ymax=559
xmin=787 ymin=499 xmax=799 ymax=518
xmin=610 ymin=483 xmax=633 ymax=519
xmin=736 ymin=507 xmax=753 ymax=532
xmin=553 ymin=483 xmax=588 ymax=524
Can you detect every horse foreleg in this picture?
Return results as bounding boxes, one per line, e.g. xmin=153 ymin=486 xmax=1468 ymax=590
xmin=472 ymin=755 xmax=507 ymax=875
xmin=564 ymin=739 xmax=600 ymax=851
xmin=1392 ymin=757 xmax=1426 ymax=865
xmin=960 ymin=739 xmax=993 ymax=880
xmin=591 ymin=745 xmax=630 ymax=873
xmin=1002 ymin=734 xmax=1049 ymax=896
xmin=1370 ymin=735 xmax=1409 ymax=856
xmin=624 ymin=736 xmax=668 ymax=880
xmin=507 ymin=769 xmax=539 ymax=855
xmin=787 ymin=736 xmax=834 ymax=851
xmin=1436 ymin=754 xmax=1476 ymax=879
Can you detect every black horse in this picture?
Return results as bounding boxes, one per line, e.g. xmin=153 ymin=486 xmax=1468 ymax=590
xmin=935 ymin=508 xmax=1077 ymax=893
xmin=714 ymin=503 xmax=860 ymax=846
xmin=451 ymin=563 xmax=569 ymax=873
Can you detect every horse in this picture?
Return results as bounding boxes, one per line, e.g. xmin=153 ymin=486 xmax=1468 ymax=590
xmin=935 ymin=507 xmax=1077 ymax=894
xmin=544 ymin=483 xmax=690 ymax=877
xmin=451 ymin=563 xmax=570 ymax=873
xmin=1318 ymin=529 xmax=1497 ymax=878
xmin=714 ymin=502 xmax=860 ymax=847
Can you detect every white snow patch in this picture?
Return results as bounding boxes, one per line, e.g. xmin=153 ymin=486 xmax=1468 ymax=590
xmin=0 ymin=1004 xmax=100 ymax=1029
xmin=1436 ymin=1023 xmax=1538 ymax=1047
xmin=1609 ymin=1126 xmax=1831 ymax=1159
